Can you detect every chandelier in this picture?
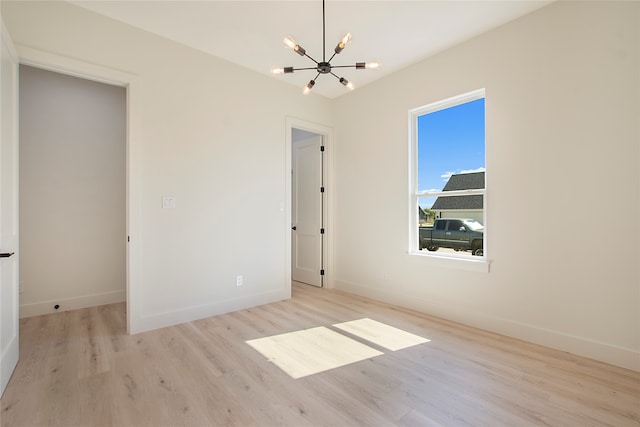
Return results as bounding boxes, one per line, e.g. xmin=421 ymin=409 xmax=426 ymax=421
xmin=271 ymin=0 xmax=380 ymax=95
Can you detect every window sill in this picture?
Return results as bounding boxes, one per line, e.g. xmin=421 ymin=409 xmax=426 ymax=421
xmin=409 ymin=251 xmax=491 ymax=273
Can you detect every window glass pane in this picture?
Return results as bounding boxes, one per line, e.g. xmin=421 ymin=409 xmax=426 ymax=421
xmin=417 ymin=98 xmax=485 ymax=193
xmin=432 ymin=194 xmax=484 ymax=223
xmin=418 ymin=197 xmax=437 ymax=227
xmin=413 ymin=91 xmax=485 ymax=258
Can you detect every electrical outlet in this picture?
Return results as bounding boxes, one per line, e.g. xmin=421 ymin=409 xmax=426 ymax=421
xmin=236 ymin=275 xmax=243 ymax=286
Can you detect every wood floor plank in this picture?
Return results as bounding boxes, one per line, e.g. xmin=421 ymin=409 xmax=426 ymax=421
xmin=2 ymin=283 xmax=639 ymax=427
xmin=77 ymin=372 xmax=115 ymax=427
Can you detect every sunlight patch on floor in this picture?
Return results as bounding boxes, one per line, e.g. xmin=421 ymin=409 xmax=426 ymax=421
xmin=247 ymin=319 xmax=430 ymax=379
xmin=246 ymin=326 xmax=383 ymax=379
xmin=333 ymin=318 xmax=430 ymax=351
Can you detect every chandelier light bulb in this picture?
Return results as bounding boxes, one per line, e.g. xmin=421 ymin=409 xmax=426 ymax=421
xmin=339 ymin=77 xmax=355 ymax=91
xmin=335 ymin=32 xmax=352 ymax=54
xmin=283 ymin=36 xmax=297 ymax=49
xmin=303 ymin=80 xmax=315 ymax=95
xmin=271 ymin=66 xmax=285 ymax=75
xmin=365 ymin=61 xmax=380 ymax=69
xmin=284 ymin=36 xmax=305 ymax=56
xmin=340 ymin=33 xmax=352 ymax=47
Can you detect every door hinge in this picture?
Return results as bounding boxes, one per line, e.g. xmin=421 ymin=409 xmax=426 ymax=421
xmin=320 ymin=269 xmax=325 ymax=276
xmin=320 ymin=228 xmax=325 ymax=234
xmin=320 ymin=145 xmax=325 ymax=152
xmin=127 ymin=236 xmax=130 ymax=242
xmin=320 ymin=186 xmax=325 ymax=193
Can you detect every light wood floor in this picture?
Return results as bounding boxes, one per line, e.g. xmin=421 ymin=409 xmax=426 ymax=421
xmin=1 ymin=283 xmax=639 ymax=426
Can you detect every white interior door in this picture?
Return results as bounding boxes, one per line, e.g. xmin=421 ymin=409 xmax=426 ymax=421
xmin=0 ymin=19 xmax=19 ymax=397
xmin=292 ymin=132 xmax=323 ymax=287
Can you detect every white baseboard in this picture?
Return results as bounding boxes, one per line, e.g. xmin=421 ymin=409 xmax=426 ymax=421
xmin=334 ymin=280 xmax=640 ymax=372
xmin=20 ymin=289 xmax=126 ymax=318
xmin=130 ymin=288 xmax=291 ymax=335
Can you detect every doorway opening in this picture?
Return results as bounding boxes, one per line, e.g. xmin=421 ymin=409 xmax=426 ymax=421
xmin=286 ymin=117 xmax=332 ymax=290
xmin=18 ymin=65 xmax=127 ymax=317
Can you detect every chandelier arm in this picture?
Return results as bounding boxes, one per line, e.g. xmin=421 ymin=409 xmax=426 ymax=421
xmin=329 ymin=64 xmax=359 ymax=69
xmin=327 ymin=52 xmax=337 ymax=64
xmin=288 ymin=66 xmax=324 ymax=72
xmin=303 ymin=52 xmax=320 ymax=64
xmin=298 ymin=67 xmax=323 ymax=71
xmin=329 ymin=72 xmax=342 ymax=80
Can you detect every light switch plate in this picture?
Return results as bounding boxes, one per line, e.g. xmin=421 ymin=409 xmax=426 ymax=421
xmin=162 ymin=196 xmax=176 ymax=209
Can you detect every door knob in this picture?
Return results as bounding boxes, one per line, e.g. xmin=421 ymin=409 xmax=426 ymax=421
xmin=291 ymin=226 xmax=297 ymax=230
xmin=0 ymin=252 xmax=15 ymax=258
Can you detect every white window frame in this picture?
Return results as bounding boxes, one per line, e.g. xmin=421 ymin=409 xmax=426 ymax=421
xmin=408 ymin=89 xmax=490 ymax=272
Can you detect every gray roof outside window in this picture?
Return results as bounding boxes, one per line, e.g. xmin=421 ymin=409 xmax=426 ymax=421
xmin=432 ymin=172 xmax=484 ymax=210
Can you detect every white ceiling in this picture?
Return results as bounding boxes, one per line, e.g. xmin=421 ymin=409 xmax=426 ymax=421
xmin=71 ymin=0 xmax=551 ymax=99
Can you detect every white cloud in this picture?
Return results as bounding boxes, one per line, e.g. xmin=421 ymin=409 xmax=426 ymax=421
xmin=440 ymin=171 xmax=455 ymax=180
xmin=441 ymin=167 xmax=485 ymax=181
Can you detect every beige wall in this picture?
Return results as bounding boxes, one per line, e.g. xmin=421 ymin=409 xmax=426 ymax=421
xmin=19 ymin=65 xmax=126 ymax=316
xmin=2 ymin=0 xmax=333 ymax=332
xmin=333 ymin=1 xmax=639 ymax=370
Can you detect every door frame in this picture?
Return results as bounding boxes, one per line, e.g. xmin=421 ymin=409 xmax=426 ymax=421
xmin=15 ymin=45 xmax=140 ymax=334
xmin=285 ymin=117 xmax=333 ymax=289
xmin=1 ymin=17 xmax=20 ymax=397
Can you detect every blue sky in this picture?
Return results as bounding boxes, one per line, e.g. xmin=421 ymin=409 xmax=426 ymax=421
xmin=417 ymin=98 xmax=485 ymax=207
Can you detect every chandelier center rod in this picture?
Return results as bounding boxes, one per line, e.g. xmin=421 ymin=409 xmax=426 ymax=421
xmin=322 ymin=0 xmax=326 ymax=63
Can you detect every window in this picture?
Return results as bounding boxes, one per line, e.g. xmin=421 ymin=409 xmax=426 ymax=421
xmin=448 ymin=220 xmax=463 ymax=231
xmin=409 ymin=89 xmax=486 ymax=261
